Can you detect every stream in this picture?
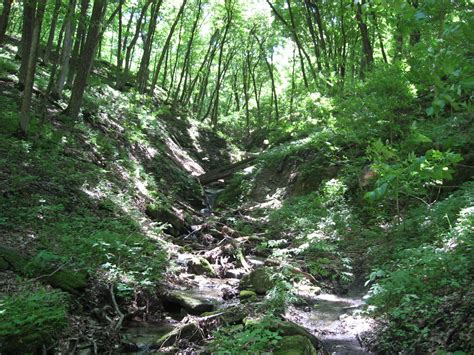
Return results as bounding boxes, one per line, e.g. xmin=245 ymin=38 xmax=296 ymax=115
xmin=120 ymin=186 xmax=375 ymax=354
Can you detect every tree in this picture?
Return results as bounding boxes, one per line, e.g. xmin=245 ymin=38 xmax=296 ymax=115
xmin=42 ymin=0 xmax=62 ymax=64
xmin=0 ymin=0 xmax=12 ymax=45
xmin=52 ymin=0 xmax=77 ymax=99
xmin=19 ymin=0 xmax=47 ymax=134
xmin=65 ymin=0 xmax=108 ymax=120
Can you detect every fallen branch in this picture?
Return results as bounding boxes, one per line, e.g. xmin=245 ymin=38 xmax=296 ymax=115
xmin=265 ymin=259 xmax=318 ymax=284
xmin=110 ymin=284 xmax=125 ymax=331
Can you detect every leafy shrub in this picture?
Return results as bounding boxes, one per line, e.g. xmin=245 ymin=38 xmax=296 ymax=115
xmin=0 ymin=289 xmax=68 ymax=353
xmin=210 ymin=315 xmax=283 ymax=354
xmin=367 ymin=186 xmax=474 ymax=352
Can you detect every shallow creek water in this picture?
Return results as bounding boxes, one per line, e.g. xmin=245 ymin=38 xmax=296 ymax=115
xmin=286 ymin=276 xmax=374 ymax=354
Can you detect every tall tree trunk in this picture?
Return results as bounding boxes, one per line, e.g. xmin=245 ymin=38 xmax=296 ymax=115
xmin=0 ymin=0 xmax=12 ymax=45
xmin=208 ymin=3 xmax=233 ymax=128
xmin=150 ymin=0 xmax=188 ymax=94
xmin=254 ymin=34 xmax=278 ymax=121
xmin=267 ymin=0 xmax=317 ymax=86
xmin=43 ymin=0 xmax=62 ymax=64
xmin=18 ymin=0 xmax=36 ymax=90
xmin=303 ymin=0 xmax=322 ymax=71
xmin=19 ymin=0 xmax=47 ymax=135
xmin=175 ymin=0 xmax=202 ymax=101
xmin=121 ymin=0 xmax=151 ymax=89
xmin=355 ymin=0 xmax=374 ymax=70
xmin=242 ymin=57 xmax=250 ymax=134
xmin=115 ymin=6 xmax=134 ymax=87
xmin=182 ymin=29 xmax=218 ymax=105
xmin=65 ymin=0 xmax=108 ymax=120
xmin=307 ymin=0 xmax=328 ymax=65
xmin=290 ymin=46 xmax=296 ymax=113
xmin=67 ymin=0 xmax=90 ymax=87
xmin=372 ymin=10 xmax=388 ymax=64
xmin=52 ymin=0 xmax=77 ymax=99
xmin=137 ymin=0 xmax=163 ymax=93
xmin=250 ymin=59 xmax=261 ymax=124
xmin=339 ymin=0 xmax=347 ymax=80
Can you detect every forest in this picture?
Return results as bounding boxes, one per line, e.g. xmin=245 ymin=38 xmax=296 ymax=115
xmin=0 ymin=0 xmax=472 ymax=353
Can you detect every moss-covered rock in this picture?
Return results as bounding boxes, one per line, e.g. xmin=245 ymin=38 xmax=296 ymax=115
xmin=0 ymin=289 xmax=68 ymax=353
xmin=145 ymin=203 xmax=187 ymax=236
xmin=269 ymin=320 xmax=323 ymax=351
xmin=239 ymin=267 xmax=275 ymax=294
xmin=0 ymin=247 xmax=87 ymax=294
xmin=273 ymin=335 xmax=318 ymax=355
xmin=201 ymin=305 xmax=247 ymax=325
xmin=188 ymin=256 xmax=216 ymax=276
xmin=163 ymin=290 xmax=215 ymax=315
xmin=239 ymin=290 xmax=258 ymax=303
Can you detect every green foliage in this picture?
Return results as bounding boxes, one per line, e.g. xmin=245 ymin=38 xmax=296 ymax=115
xmin=0 ymin=289 xmax=68 ymax=353
xmin=365 ymin=140 xmax=462 ymax=203
xmin=0 ymin=95 xmax=20 ymax=133
xmin=210 ymin=315 xmax=283 ymax=354
xmin=367 ymin=184 xmax=474 ymax=352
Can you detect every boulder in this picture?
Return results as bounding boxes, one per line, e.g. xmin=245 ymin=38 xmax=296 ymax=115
xmin=271 ymin=320 xmax=323 ymax=351
xmin=239 ymin=290 xmax=257 ymax=302
xmin=239 ymin=267 xmax=275 ymax=294
xmin=163 ymin=290 xmax=214 ymax=315
xmin=188 ymin=256 xmax=216 ymax=277
xmin=274 ymin=335 xmax=318 ymax=355
xmin=201 ymin=305 xmax=247 ymax=325
xmin=145 ymin=204 xmax=187 ymax=236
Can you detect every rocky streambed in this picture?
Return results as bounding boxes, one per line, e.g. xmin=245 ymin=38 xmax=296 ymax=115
xmin=118 ymin=185 xmax=375 ymax=354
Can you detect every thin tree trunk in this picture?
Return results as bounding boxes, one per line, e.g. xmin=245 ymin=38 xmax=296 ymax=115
xmin=116 ymin=2 xmax=135 ymax=87
xmin=67 ymin=0 xmax=90 ymax=87
xmin=167 ymin=16 xmax=184 ymax=98
xmin=137 ymin=0 xmax=163 ymax=93
xmin=0 ymin=0 xmax=12 ymax=45
xmin=52 ymin=0 xmax=76 ymax=99
xmin=242 ymin=57 xmax=250 ymax=134
xmin=121 ymin=0 xmax=151 ymax=88
xmin=355 ymin=0 xmax=374 ymax=70
xmin=182 ymin=29 xmax=218 ymax=105
xmin=303 ymin=0 xmax=322 ymax=71
xmin=307 ymin=0 xmax=328 ymax=66
xmin=254 ymin=34 xmax=278 ymax=121
xmin=19 ymin=0 xmax=47 ymax=135
xmin=150 ymin=0 xmax=188 ymax=94
xmin=174 ymin=0 xmax=202 ymax=101
xmin=43 ymin=0 xmax=62 ymax=64
xmin=65 ymin=0 xmax=108 ymax=120
xmin=18 ymin=0 xmax=36 ymax=89
xmin=290 ymin=46 xmax=296 ymax=113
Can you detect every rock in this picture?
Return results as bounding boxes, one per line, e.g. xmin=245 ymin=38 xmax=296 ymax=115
xmin=188 ymin=256 xmax=216 ymax=276
xmin=0 ymin=247 xmax=87 ymax=294
xmin=163 ymin=290 xmax=214 ymax=315
xmin=273 ymin=335 xmax=318 ymax=355
xmin=239 ymin=267 xmax=275 ymax=295
xmin=201 ymin=305 xmax=247 ymax=325
xmin=145 ymin=204 xmax=187 ymax=236
xmin=239 ymin=290 xmax=257 ymax=301
xmin=224 ymin=268 xmax=246 ymax=279
xmin=294 ymin=284 xmax=322 ymax=304
xmin=270 ymin=320 xmax=323 ymax=351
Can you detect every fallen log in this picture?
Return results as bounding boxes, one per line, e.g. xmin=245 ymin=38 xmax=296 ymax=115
xmin=198 ymin=156 xmax=256 ymax=185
